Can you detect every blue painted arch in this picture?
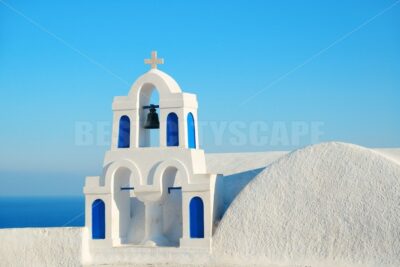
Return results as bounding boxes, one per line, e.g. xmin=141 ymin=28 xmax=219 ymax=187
xmin=189 ymin=196 xmax=204 ymax=238
xmin=167 ymin=112 xmax=179 ymax=146
xmin=92 ymin=199 xmax=105 ymax=239
xmin=118 ymin=115 xmax=130 ymax=148
xmin=187 ymin=113 xmax=196 ymax=149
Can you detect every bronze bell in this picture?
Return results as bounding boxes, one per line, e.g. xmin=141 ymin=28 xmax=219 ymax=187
xmin=144 ymin=105 xmax=160 ymax=129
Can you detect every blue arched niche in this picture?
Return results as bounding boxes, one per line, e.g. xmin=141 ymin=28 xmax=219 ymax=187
xmin=189 ymin=196 xmax=204 ymax=238
xmin=167 ymin=112 xmax=179 ymax=146
xmin=92 ymin=199 xmax=105 ymax=239
xmin=118 ymin=115 xmax=130 ymax=148
xmin=187 ymin=113 xmax=196 ymax=149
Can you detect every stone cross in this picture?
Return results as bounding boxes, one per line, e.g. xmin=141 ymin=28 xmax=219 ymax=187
xmin=144 ymin=51 xmax=164 ymax=69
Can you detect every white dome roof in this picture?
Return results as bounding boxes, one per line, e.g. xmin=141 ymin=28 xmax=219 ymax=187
xmin=212 ymin=142 xmax=400 ymax=267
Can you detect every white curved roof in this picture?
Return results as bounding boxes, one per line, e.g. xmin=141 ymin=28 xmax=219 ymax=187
xmin=212 ymin=142 xmax=400 ymax=267
xmin=113 ymin=69 xmax=198 ymax=110
xmin=128 ymin=69 xmax=182 ymax=98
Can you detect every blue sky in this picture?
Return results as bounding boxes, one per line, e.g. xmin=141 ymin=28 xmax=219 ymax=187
xmin=0 ymin=0 xmax=399 ymax=196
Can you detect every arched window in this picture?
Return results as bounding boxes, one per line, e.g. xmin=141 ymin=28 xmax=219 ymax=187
xmin=189 ymin=196 xmax=204 ymax=238
xmin=92 ymin=199 xmax=105 ymax=239
xmin=139 ymin=87 xmax=160 ymax=147
xmin=118 ymin=115 xmax=130 ymax=148
xmin=167 ymin=113 xmax=179 ymax=147
xmin=187 ymin=113 xmax=196 ymax=149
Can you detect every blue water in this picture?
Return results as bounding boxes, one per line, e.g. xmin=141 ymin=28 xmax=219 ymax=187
xmin=0 ymin=196 xmax=85 ymax=228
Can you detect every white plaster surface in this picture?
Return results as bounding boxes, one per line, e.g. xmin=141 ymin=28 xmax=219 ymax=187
xmin=212 ymin=142 xmax=400 ymax=267
xmin=1 ymin=143 xmax=400 ymax=267
xmin=375 ymin=148 xmax=400 ymax=164
xmin=206 ymin=150 xmax=288 ymax=175
xmin=0 ymin=227 xmax=81 ymax=267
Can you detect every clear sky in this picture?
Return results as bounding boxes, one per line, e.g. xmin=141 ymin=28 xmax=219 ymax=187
xmin=0 ymin=0 xmax=399 ymax=196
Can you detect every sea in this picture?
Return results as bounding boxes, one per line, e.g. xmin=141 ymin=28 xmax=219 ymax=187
xmin=0 ymin=196 xmax=85 ymax=228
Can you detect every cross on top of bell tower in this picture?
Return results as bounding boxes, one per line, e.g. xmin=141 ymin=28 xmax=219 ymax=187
xmin=144 ymin=51 xmax=164 ymax=70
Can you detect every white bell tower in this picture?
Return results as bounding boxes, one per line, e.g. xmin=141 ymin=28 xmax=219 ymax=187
xmin=83 ymin=51 xmax=221 ymax=257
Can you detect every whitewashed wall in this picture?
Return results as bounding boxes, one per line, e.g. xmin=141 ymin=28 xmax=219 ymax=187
xmin=0 ymin=227 xmax=81 ymax=267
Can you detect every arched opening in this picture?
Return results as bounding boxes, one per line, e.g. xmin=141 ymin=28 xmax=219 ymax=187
xmin=187 ymin=113 xmax=196 ymax=149
xmin=139 ymin=85 xmax=160 ymax=147
xmin=162 ymin=166 xmax=182 ymax=246
xmin=189 ymin=197 xmax=204 ymax=238
xmin=167 ymin=113 xmax=179 ymax=147
xmin=92 ymin=199 xmax=105 ymax=239
xmin=113 ymin=167 xmax=132 ymax=243
xmin=106 ymin=161 xmax=145 ymax=245
xmin=118 ymin=115 xmax=130 ymax=148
